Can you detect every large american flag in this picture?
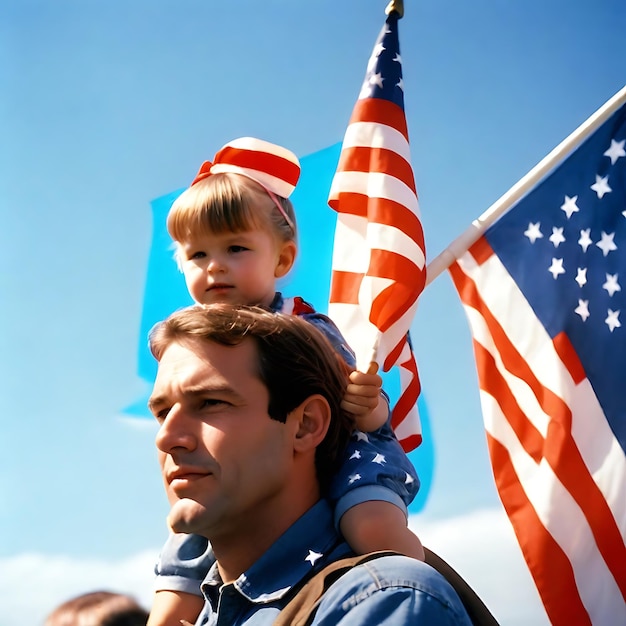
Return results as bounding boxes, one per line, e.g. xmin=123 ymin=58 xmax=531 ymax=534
xmin=450 ymin=91 xmax=626 ymax=625
xmin=327 ymin=10 xmax=425 ymax=452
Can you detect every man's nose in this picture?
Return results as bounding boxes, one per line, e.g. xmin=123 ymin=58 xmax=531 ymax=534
xmin=155 ymin=404 xmax=196 ymax=453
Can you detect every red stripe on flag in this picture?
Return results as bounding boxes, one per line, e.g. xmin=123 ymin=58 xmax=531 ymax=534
xmin=473 ymin=340 xmax=545 ymax=462
xmin=452 ymin=259 xmax=626 ymax=606
xmin=348 ymin=97 xmax=409 ymax=139
xmin=329 ymin=271 xmax=363 ymax=305
xmin=544 ymin=427 xmax=626 ymax=599
xmin=382 ymin=337 xmax=405 ymax=371
xmin=369 ymin=249 xmax=425 ymax=331
xmin=468 ymin=235 xmax=495 ymax=266
xmin=329 ymin=194 xmax=424 ymax=245
xmin=333 ymin=146 xmax=416 ymax=194
xmin=464 ymin=284 xmax=626 ymax=592
xmin=391 ymin=351 xmax=420 ymax=425
xmin=488 ymin=435 xmax=592 ymax=626
xmin=552 ymin=332 xmax=586 ymax=385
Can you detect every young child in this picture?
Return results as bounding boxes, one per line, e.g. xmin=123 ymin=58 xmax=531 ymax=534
xmin=148 ymin=137 xmax=424 ymax=626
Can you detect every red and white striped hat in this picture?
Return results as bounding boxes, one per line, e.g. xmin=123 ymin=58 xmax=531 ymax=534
xmin=191 ymin=137 xmax=301 ymax=198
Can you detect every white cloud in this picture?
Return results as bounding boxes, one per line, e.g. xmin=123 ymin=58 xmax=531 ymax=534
xmin=0 ymin=550 xmax=157 ymax=626
xmin=1 ymin=508 xmax=549 ymax=626
xmin=410 ymin=507 xmax=550 ymax=625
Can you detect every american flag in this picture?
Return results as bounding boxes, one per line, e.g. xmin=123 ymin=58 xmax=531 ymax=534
xmin=449 ymin=91 xmax=626 ymax=625
xmin=327 ymin=9 xmax=425 ymax=452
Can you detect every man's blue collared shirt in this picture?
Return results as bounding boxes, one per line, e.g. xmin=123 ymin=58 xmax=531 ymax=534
xmin=194 ymin=500 xmax=472 ymax=625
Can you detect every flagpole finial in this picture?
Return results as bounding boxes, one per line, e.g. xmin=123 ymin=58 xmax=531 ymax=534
xmin=385 ymin=0 xmax=404 ymax=18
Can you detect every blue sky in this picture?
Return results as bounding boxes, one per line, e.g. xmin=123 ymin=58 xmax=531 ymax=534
xmin=1 ymin=1 xmax=624 ymax=623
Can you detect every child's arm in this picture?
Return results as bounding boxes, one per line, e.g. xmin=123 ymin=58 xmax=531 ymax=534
xmin=147 ymin=590 xmax=204 ymax=626
xmin=340 ymin=500 xmax=425 ymax=561
xmin=341 ymin=362 xmax=388 ymax=432
xmin=149 ymin=532 xmax=212 ymax=626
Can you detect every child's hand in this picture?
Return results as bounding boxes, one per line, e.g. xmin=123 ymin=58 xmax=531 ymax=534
xmin=341 ymin=362 xmax=388 ymax=432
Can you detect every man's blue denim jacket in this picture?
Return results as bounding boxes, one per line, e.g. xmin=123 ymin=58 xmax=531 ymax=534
xmin=191 ymin=500 xmax=472 ymax=625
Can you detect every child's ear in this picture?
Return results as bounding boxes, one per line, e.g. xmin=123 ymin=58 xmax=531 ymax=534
xmin=275 ymin=240 xmax=297 ymax=278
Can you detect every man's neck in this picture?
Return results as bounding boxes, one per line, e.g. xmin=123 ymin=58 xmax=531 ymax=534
xmin=213 ymin=486 xmax=321 ymax=583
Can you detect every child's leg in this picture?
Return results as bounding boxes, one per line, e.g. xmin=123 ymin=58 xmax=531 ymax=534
xmin=340 ymin=500 xmax=425 ymax=561
xmin=147 ymin=590 xmax=205 ymax=626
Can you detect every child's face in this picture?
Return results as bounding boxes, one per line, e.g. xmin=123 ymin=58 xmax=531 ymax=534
xmin=179 ymin=228 xmax=294 ymax=308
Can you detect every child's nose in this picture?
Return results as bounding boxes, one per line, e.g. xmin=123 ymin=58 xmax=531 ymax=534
xmin=207 ymin=257 xmax=225 ymax=273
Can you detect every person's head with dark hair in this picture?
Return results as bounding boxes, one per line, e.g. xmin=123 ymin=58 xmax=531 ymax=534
xmin=44 ymin=590 xmax=148 ymax=626
xmin=149 ymin=303 xmax=354 ymax=492
xmin=148 ymin=303 xmax=354 ymax=582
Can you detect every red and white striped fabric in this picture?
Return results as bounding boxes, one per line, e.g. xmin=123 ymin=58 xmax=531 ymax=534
xmin=191 ymin=136 xmax=301 ymax=198
xmin=450 ymin=239 xmax=626 ymax=625
xmin=327 ymin=11 xmax=425 ymax=452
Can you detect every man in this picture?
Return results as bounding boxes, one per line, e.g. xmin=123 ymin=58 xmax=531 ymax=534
xmin=148 ymin=303 xmax=472 ymax=625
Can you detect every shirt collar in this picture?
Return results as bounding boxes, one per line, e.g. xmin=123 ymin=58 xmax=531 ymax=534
xmin=269 ymin=292 xmax=282 ymax=312
xmin=201 ymin=500 xmax=347 ymax=608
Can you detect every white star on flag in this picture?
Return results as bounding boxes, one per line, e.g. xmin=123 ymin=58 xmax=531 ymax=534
xmin=372 ymin=453 xmax=386 ymax=465
xmin=605 ymin=308 xmax=621 ymax=332
xmin=561 ymin=195 xmax=580 ymax=218
xmin=548 ymin=257 xmax=566 ymax=279
xmin=575 ymin=267 xmax=588 ymax=287
xmin=549 ymin=226 xmax=566 ymax=247
xmin=578 ymin=228 xmax=593 ymax=252
xmin=596 ymin=231 xmax=617 ymax=257
xmin=604 ymin=138 xmax=626 ymax=164
xmin=524 ymin=222 xmax=543 ymax=243
xmin=603 ymin=273 xmax=621 ymax=297
xmin=575 ymin=299 xmax=591 ymax=321
xmin=591 ymin=174 xmax=612 ymax=198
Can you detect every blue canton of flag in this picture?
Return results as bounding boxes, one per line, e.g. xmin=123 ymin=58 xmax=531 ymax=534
xmin=486 ymin=104 xmax=626 ymax=448
xmin=359 ymin=22 xmax=405 ymax=108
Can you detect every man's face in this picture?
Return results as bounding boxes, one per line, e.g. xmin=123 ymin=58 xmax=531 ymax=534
xmin=150 ymin=338 xmax=294 ymax=540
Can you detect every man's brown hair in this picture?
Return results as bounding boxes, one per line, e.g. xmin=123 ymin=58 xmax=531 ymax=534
xmin=149 ymin=303 xmax=354 ymax=492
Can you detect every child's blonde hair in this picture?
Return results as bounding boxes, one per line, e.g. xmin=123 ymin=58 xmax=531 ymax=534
xmin=167 ymin=172 xmax=297 ymax=265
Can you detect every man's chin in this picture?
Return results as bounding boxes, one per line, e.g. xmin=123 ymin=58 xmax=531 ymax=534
xmin=167 ymin=498 xmax=209 ymax=534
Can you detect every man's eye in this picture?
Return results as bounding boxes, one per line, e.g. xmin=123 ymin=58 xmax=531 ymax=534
xmin=154 ymin=409 xmax=170 ymax=423
xmin=200 ymin=399 xmax=227 ymax=410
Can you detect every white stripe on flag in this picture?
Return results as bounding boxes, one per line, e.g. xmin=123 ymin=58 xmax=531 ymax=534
xmin=454 ymin=248 xmax=626 ymax=624
xmin=339 ymin=121 xmax=413 ymax=161
xmin=329 ymin=171 xmax=419 ymax=214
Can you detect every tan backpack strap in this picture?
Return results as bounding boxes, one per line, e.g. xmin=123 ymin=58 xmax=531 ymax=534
xmin=273 ymin=551 xmax=398 ymax=626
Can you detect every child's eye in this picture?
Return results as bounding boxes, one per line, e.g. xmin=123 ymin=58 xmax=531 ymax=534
xmin=190 ymin=251 xmax=206 ymax=260
xmin=228 ymin=245 xmax=248 ymax=253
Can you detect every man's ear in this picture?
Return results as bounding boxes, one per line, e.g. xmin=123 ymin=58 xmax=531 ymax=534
xmin=292 ymin=395 xmax=331 ymax=453
xmin=274 ymin=240 xmax=297 ymax=278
